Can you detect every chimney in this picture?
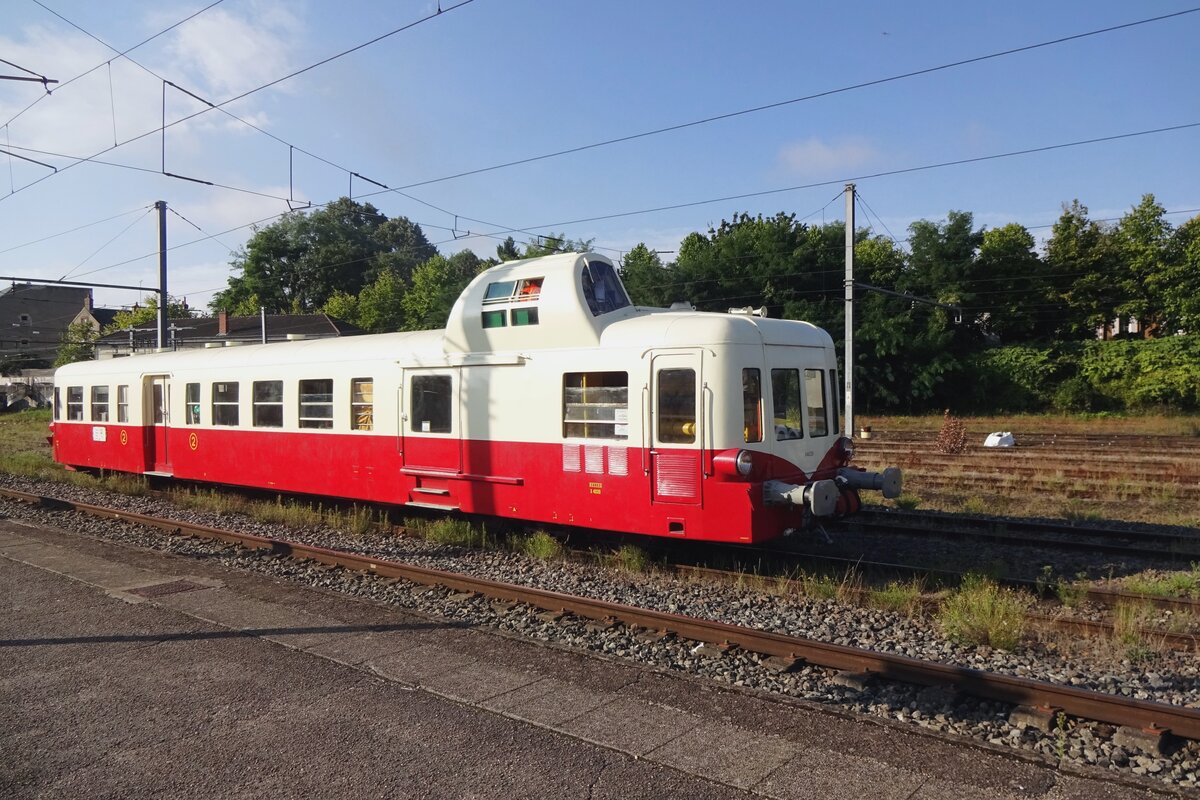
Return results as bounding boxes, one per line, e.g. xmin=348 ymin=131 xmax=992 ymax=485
xmin=218 ymin=309 xmax=229 ymax=336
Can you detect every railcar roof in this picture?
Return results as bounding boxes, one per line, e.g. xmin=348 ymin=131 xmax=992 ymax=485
xmin=600 ymin=310 xmax=833 ymax=350
xmin=54 ymin=329 xmax=444 ymax=378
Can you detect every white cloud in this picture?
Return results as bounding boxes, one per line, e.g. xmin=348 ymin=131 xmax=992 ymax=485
xmin=162 ymin=2 xmax=302 ymax=100
xmin=777 ymin=136 xmax=880 ymax=178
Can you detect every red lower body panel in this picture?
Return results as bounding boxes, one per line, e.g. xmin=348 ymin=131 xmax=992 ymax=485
xmin=51 ymin=423 xmax=807 ymax=543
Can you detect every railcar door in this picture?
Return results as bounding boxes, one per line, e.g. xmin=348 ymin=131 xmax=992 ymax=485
xmin=399 ymin=368 xmax=462 ymax=472
xmin=143 ymin=375 xmax=172 ymax=474
xmin=647 ymin=351 xmax=703 ymax=506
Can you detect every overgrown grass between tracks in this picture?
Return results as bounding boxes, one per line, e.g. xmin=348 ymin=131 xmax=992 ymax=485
xmin=938 ymin=574 xmax=1031 ymax=650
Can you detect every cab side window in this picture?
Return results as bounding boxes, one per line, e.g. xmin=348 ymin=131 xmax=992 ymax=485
xmin=771 ymin=369 xmax=802 ymax=440
xmin=804 ymin=369 xmax=828 ymax=437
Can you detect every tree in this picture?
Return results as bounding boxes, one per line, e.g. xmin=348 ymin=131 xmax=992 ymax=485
xmin=1044 ymin=200 xmax=1118 ymax=339
xmin=1161 ymin=215 xmax=1200 ymax=333
xmin=54 ymin=321 xmax=99 ymax=366
xmin=618 ymin=244 xmax=670 ymax=306
xmin=973 ymin=223 xmax=1047 ymax=343
xmin=1113 ymin=193 xmax=1173 ymax=337
xmin=401 ymin=250 xmax=486 ymax=330
xmin=355 ymin=269 xmax=408 ymax=333
xmin=211 ymin=198 xmax=434 ymax=314
xmin=496 ymin=236 xmax=521 ymax=262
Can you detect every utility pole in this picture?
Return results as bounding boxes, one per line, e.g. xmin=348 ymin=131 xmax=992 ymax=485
xmin=843 ymin=183 xmax=855 ymax=439
xmin=155 ymin=200 xmax=168 ymax=350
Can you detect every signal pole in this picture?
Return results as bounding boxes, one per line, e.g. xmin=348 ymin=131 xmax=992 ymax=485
xmin=843 ymin=183 xmax=855 ymax=439
xmin=155 ymin=200 xmax=168 ymax=350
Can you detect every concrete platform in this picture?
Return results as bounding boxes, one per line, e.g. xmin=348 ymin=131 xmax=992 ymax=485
xmin=0 ymin=518 xmax=1177 ymax=799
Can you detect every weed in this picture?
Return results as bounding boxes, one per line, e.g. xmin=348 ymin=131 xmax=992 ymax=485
xmin=892 ymin=494 xmax=922 ymax=510
xmin=1061 ymin=500 xmax=1105 ymax=523
xmin=613 ymin=544 xmax=652 ymax=573
xmin=1124 ymin=567 xmax=1200 ymax=599
xmin=251 ymin=497 xmax=326 ymax=529
xmin=333 ymin=505 xmax=383 ymax=536
xmin=102 ymin=473 xmax=148 ymax=496
xmin=1054 ymin=575 xmax=1088 ymax=608
xmin=1055 ymin=711 xmax=1069 ymax=761
xmin=1111 ymin=600 xmax=1157 ymax=661
xmin=868 ymin=578 xmax=926 ymax=616
xmin=937 ymin=574 xmax=1031 ymax=650
xmin=170 ymin=487 xmax=249 ymax=517
xmin=513 ymin=530 xmax=563 ymax=560
xmin=423 ymin=517 xmax=486 ymax=549
xmin=960 ymin=495 xmax=989 ymax=515
xmin=799 ymin=571 xmax=839 ymax=599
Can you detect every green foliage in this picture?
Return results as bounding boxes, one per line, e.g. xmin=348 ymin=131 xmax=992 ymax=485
xmin=938 ymin=574 xmax=1030 ymax=650
xmin=960 ymin=336 xmax=1200 ymax=413
xmin=211 ymin=198 xmax=435 ymax=314
xmin=618 ymin=244 xmax=670 ymax=307
xmin=401 ymin=250 xmax=485 ymax=330
xmin=54 ymin=321 xmax=100 ymax=366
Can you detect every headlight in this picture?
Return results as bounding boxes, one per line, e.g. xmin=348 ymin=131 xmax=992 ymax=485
xmin=736 ymin=450 xmax=754 ymax=476
xmin=837 ymin=436 xmax=855 ymax=462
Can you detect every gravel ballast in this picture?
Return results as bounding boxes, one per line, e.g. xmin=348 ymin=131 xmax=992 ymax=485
xmin=1 ymin=473 xmax=1197 ymax=791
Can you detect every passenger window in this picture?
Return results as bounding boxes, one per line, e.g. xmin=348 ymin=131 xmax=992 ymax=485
xmin=212 ymin=382 xmax=240 ymax=426
xmin=351 ymin=378 xmax=373 ymax=431
xmin=771 ymin=369 xmax=803 ymax=440
xmin=742 ymin=369 xmax=763 ymax=443
xmin=90 ymin=386 xmax=109 ymax=422
xmin=411 ymin=375 xmax=451 ymax=433
xmin=657 ymin=368 xmax=696 ymax=444
xmin=186 ymin=383 xmax=201 ymax=424
xmin=299 ymin=379 xmax=334 ymax=429
xmin=483 ymin=280 xmax=517 ymax=303
xmin=804 ymin=369 xmax=828 ymax=437
xmin=253 ymin=381 xmax=283 ymax=427
xmin=563 ymin=372 xmax=628 ymax=440
xmin=117 ymin=385 xmax=129 ymax=423
xmin=67 ymin=386 xmax=83 ymax=421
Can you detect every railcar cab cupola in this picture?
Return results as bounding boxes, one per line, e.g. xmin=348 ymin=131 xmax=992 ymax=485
xmin=443 ymin=252 xmax=635 ymax=354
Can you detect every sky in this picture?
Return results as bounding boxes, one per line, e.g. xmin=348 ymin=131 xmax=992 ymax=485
xmin=1 ymin=0 xmax=1198 ymax=310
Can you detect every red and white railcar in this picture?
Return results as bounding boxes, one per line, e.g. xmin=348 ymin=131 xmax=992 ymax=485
xmin=51 ymin=252 xmax=900 ymax=543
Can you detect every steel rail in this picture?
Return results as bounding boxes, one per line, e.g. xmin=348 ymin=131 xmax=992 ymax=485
xmin=841 ymin=512 xmax=1200 ymax=561
xmin=4 ymin=486 xmax=1200 ymax=740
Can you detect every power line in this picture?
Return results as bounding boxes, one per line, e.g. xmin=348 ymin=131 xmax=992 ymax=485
xmin=60 ymin=206 xmax=155 ymax=280
xmin=0 ymin=205 xmax=150 ymax=255
xmin=5 ymin=1 xmax=227 ymax=130
xmin=1 ymin=0 xmax=478 ymax=203
xmin=472 ymin=121 xmax=1200 ymax=238
xmin=351 ymin=7 xmax=1200 ymax=194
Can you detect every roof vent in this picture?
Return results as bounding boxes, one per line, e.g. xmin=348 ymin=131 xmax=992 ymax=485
xmin=668 ymin=301 xmax=695 ymax=311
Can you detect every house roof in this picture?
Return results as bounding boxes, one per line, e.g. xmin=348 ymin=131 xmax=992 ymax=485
xmin=96 ymin=313 xmax=364 ymax=343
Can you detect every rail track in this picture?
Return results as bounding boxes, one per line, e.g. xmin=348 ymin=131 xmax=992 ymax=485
xmin=841 ymin=508 xmax=1200 ymax=561
xmin=3 ymin=485 xmax=1199 ymax=742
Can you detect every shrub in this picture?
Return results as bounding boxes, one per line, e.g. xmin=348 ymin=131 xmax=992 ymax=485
xmin=935 ymin=410 xmax=967 ymax=454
